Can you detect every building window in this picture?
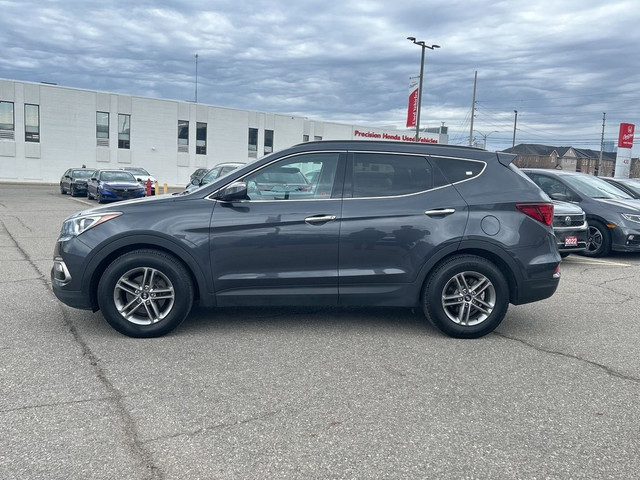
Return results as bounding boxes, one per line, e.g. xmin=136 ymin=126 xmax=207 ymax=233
xmin=24 ymin=104 xmax=40 ymax=143
xmin=248 ymin=128 xmax=258 ymax=157
xmin=314 ymin=136 xmax=322 ymax=141
xmin=178 ymin=120 xmax=189 ymax=152
xmin=118 ymin=114 xmax=130 ymax=149
xmin=303 ymin=135 xmax=309 ymax=142
xmin=96 ymin=111 xmax=109 ymax=146
xmin=196 ymin=122 xmax=207 ymax=155
xmin=0 ymin=101 xmax=15 ymax=140
xmin=264 ymin=129 xmax=274 ymax=154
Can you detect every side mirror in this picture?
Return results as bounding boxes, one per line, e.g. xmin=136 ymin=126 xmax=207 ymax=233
xmin=217 ymin=181 xmax=248 ymax=201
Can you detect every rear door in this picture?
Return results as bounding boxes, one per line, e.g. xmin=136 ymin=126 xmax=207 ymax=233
xmin=338 ymin=151 xmax=469 ymax=304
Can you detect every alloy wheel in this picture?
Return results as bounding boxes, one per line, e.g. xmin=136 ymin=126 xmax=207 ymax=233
xmin=113 ymin=267 xmax=175 ymax=325
xmin=441 ymin=271 xmax=496 ymax=326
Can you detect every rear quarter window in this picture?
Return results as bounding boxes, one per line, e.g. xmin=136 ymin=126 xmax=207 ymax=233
xmin=430 ymin=157 xmax=486 ymax=184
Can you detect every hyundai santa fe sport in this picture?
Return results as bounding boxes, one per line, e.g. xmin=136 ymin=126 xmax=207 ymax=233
xmin=52 ymin=141 xmax=561 ymax=339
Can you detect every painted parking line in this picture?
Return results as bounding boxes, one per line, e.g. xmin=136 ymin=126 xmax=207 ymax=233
xmin=71 ymin=198 xmax=93 ymax=206
xmin=563 ymin=257 xmax=631 ymax=267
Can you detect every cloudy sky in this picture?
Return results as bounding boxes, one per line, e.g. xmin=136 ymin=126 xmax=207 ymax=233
xmin=1 ymin=0 xmax=639 ymax=154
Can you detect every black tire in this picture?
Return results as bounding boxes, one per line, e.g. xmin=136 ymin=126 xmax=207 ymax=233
xmin=87 ymin=189 xmax=94 ymax=200
xmin=422 ymin=255 xmax=509 ymax=339
xmin=97 ymin=188 xmax=105 ymax=203
xmin=581 ymin=220 xmax=611 ymax=258
xmin=70 ymin=184 xmax=77 ymax=197
xmin=97 ymin=249 xmax=194 ymax=338
xmin=60 ymin=184 xmax=66 ymax=194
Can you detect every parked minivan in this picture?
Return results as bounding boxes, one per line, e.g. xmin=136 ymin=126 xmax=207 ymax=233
xmin=52 ymin=141 xmax=561 ymax=338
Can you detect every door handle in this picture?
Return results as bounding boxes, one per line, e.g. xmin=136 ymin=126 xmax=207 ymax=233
xmin=305 ymin=215 xmax=337 ymax=224
xmin=424 ymin=208 xmax=455 ymax=217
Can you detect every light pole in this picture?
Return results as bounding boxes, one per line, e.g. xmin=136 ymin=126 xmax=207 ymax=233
xmin=194 ymin=53 xmax=199 ymax=103
xmin=407 ymin=37 xmax=440 ymax=142
xmin=474 ymin=130 xmax=499 ymax=150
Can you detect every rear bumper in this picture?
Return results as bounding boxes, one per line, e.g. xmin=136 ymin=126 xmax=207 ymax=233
xmin=512 ymin=275 xmax=560 ymax=305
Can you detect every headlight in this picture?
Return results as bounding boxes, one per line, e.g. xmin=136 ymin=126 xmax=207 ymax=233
xmin=60 ymin=212 xmax=122 ymax=241
xmin=621 ymin=213 xmax=640 ymax=224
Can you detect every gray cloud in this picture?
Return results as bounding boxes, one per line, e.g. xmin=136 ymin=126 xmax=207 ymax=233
xmin=0 ymin=0 xmax=638 ymax=153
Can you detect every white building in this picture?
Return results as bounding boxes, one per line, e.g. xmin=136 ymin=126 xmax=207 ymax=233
xmin=0 ymin=78 xmax=448 ymax=186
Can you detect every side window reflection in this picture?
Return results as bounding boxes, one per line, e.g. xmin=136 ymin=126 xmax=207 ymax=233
xmin=244 ymin=153 xmax=340 ymax=201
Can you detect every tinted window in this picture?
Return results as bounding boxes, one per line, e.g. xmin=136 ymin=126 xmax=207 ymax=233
xmin=351 ymin=153 xmax=434 ymax=198
xmin=244 ymin=153 xmax=340 ymax=201
xmin=430 ymin=157 xmax=485 ymax=184
xmin=72 ymin=170 xmax=93 ymax=179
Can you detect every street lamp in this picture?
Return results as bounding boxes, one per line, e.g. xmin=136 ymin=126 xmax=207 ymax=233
xmin=194 ymin=53 xmax=199 ymax=103
xmin=407 ymin=37 xmax=440 ymax=142
xmin=474 ymin=130 xmax=499 ymax=150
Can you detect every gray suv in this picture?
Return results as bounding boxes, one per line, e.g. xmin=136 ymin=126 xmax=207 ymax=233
xmin=52 ymin=141 xmax=560 ymax=339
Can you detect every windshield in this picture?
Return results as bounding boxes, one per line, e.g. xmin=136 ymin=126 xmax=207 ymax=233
xmin=563 ymin=174 xmax=633 ymax=199
xmin=126 ymin=168 xmax=150 ymax=176
xmin=72 ymin=170 xmax=93 ymax=179
xmin=99 ymin=171 xmax=137 ymax=182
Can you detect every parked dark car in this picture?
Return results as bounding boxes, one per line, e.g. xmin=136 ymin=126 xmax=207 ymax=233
xmin=185 ymin=162 xmax=245 ymax=192
xmin=59 ymin=168 xmax=94 ymax=197
xmin=86 ymin=170 xmax=146 ymax=203
xmin=522 ymin=168 xmax=640 ymax=257
xmin=551 ymin=200 xmax=588 ymax=257
xmin=52 ymin=141 xmax=560 ymax=339
xmin=601 ymin=177 xmax=640 ymax=199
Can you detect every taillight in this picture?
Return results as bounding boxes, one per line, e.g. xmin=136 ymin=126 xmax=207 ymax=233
xmin=516 ymin=203 xmax=554 ymax=226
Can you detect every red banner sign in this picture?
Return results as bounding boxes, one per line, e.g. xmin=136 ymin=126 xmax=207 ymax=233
xmin=618 ymin=123 xmax=635 ymax=149
xmin=406 ymin=76 xmax=419 ymax=128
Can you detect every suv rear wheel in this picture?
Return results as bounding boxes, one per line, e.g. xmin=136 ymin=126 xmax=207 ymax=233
xmin=423 ymin=255 xmax=509 ymax=338
xmin=97 ymin=249 xmax=194 ymax=338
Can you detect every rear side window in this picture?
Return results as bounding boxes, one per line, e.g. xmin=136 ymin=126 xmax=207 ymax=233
xmin=351 ymin=153 xmax=439 ymax=198
xmin=430 ymin=157 xmax=485 ymax=184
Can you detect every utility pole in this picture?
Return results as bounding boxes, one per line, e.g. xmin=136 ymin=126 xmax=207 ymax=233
xmin=512 ymin=110 xmax=518 ymax=148
xmin=194 ymin=53 xmax=199 ymax=103
xmin=597 ymin=112 xmax=606 ymax=176
xmin=469 ymin=71 xmax=477 ymax=146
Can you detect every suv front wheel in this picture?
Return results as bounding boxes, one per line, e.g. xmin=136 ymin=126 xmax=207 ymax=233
xmin=97 ymin=249 xmax=194 ymax=338
xmin=423 ymin=255 xmax=509 ymax=339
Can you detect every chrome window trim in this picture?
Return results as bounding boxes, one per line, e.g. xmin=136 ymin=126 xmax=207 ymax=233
xmin=205 ymin=149 xmax=487 ymax=203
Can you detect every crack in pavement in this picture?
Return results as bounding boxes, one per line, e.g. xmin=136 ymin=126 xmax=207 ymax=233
xmin=494 ymin=332 xmax=640 ymax=385
xmin=141 ymin=409 xmax=284 ymax=445
xmin=0 ymin=218 xmax=164 ymax=480
xmin=0 ymin=395 xmax=118 ymax=414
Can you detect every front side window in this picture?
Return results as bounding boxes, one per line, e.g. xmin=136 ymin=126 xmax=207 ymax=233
xmin=248 ymin=128 xmax=258 ymax=157
xmin=178 ymin=120 xmax=189 ymax=151
xmin=96 ymin=112 xmax=109 ymax=139
xmin=196 ymin=122 xmax=207 ymax=155
xmin=350 ymin=153 xmax=435 ymax=198
xmin=24 ymin=104 xmax=40 ymax=142
xmin=264 ymin=129 xmax=274 ymax=154
xmin=0 ymin=101 xmax=14 ymax=138
xmin=118 ymin=114 xmax=130 ymax=149
xmin=243 ymin=152 xmax=340 ymax=201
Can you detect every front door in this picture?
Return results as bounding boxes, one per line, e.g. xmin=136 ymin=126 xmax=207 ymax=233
xmin=210 ymin=152 xmax=346 ymax=306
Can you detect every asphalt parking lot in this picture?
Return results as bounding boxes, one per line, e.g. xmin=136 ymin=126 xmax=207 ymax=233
xmin=1 ymin=184 xmax=639 ymax=479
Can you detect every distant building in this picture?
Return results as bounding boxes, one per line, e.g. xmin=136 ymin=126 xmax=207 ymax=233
xmin=501 ymin=144 xmax=619 ymax=177
xmin=0 ymin=78 xmax=449 ymax=186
